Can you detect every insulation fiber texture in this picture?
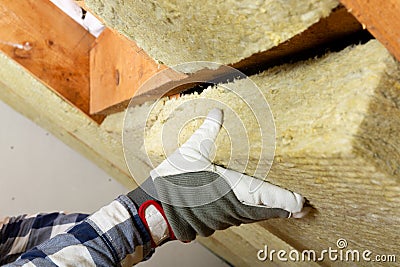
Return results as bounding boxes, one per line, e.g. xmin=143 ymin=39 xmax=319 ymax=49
xmin=86 ymin=0 xmax=339 ymax=66
xmin=134 ymin=40 xmax=400 ymax=260
xmin=110 ymin=40 xmax=400 ymax=259
xmin=140 ymin=40 xmax=400 ymax=180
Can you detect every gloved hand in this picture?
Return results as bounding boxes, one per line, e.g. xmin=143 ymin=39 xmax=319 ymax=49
xmin=127 ymin=108 xmax=308 ymax=247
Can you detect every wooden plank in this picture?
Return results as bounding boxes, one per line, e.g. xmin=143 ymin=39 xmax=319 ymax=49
xmin=0 ymin=0 xmax=104 ymax=123
xmin=199 ymin=224 xmax=318 ymax=267
xmin=89 ymin=6 xmax=364 ymax=114
xmin=340 ymin=0 xmax=400 ymax=62
xmin=90 ymin=28 xmax=187 ymax=114
xmin=94 ymin=63 xmax=243 ymax=114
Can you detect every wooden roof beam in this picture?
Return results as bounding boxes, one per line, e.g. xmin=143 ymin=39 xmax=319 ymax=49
xmin=340 ymin=0 xmax=400 ymax=62
xmin=0 ymin=0 xmax=104 ymax=123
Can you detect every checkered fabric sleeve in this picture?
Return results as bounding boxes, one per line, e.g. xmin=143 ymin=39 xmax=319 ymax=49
xmin=2 ymin=195 xmax=154 ymax=266
xmin=0 ymin=212 xmax=88 ymax=264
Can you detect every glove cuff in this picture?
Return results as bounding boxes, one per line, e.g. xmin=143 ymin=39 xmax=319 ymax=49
xmin=126 ymin=177 xmax=176 ymax=247
xmin=138 ymin=200 xmax=176 ymax=247
xmin=127 ymin=177 xmax=158 ymax=208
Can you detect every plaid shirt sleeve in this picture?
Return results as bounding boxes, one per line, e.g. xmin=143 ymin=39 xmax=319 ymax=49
xmin=0 ymin=211 xmax=88 ymax=264
xmin=2 ymin=195 xmax=154 ymax=266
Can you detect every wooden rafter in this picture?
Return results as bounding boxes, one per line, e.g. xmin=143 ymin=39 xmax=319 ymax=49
xmin=90 ymin=29 xmax=188 ymax=114
xmin=340 ymin=0 xmax=400 ymax=62
xmin=0 ymin=1 xmax=366 ymax=116
xmin=0 ymin=0 xmax=104 ymax=123
xmin=2 ymin=0 xmax=398 ymax=118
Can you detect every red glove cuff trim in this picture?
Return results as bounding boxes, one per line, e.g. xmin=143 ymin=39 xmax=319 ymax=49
xmin=138 ymin=200 xmax=176 ymax=247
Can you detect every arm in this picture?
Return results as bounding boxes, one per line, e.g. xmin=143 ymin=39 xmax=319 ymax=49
xmin=7 ymin=108 xmax=309 ymax=266
xmin=4 ymin=196 xmax=154 ymax=266
xmin=0 ymin=212 xmax=88 ymax=265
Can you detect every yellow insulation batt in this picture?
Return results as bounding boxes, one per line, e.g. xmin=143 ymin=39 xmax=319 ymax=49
xmin=85 ymin=0 xmax=339 ymax=66
xmin=124 ymin=40 xmax=399 ymax=260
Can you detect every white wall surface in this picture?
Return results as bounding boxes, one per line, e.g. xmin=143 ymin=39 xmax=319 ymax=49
xmin=0 ymin=100 xmax=228 ymax=267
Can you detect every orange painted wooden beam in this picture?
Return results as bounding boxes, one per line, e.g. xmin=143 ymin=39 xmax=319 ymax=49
xmin=90 ymin=28 xmax=188 ymax=114
xmin=0 ymin=0 xmax=104 ymax=123
xmin=340 ymin=0 xmax=400 ymax=62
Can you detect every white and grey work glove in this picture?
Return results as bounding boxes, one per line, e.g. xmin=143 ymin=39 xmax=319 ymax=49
xmin=127 ymin=108 xmax=308 ymax=245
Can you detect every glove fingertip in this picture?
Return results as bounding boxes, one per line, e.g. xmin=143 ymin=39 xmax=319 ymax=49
xmin=205 ymin=108 xmax=223 ymax=126
xmin=284 ymin=192 xmax=306 ymax=214
xmin=292 ymin=206 xmax=312 ymax=219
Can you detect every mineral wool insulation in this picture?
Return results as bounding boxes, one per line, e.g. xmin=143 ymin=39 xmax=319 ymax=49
xmin=134 ymin=40 xmax=400 ymax=180
xmin=85 ymin=0 xmax=339 ymax=66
